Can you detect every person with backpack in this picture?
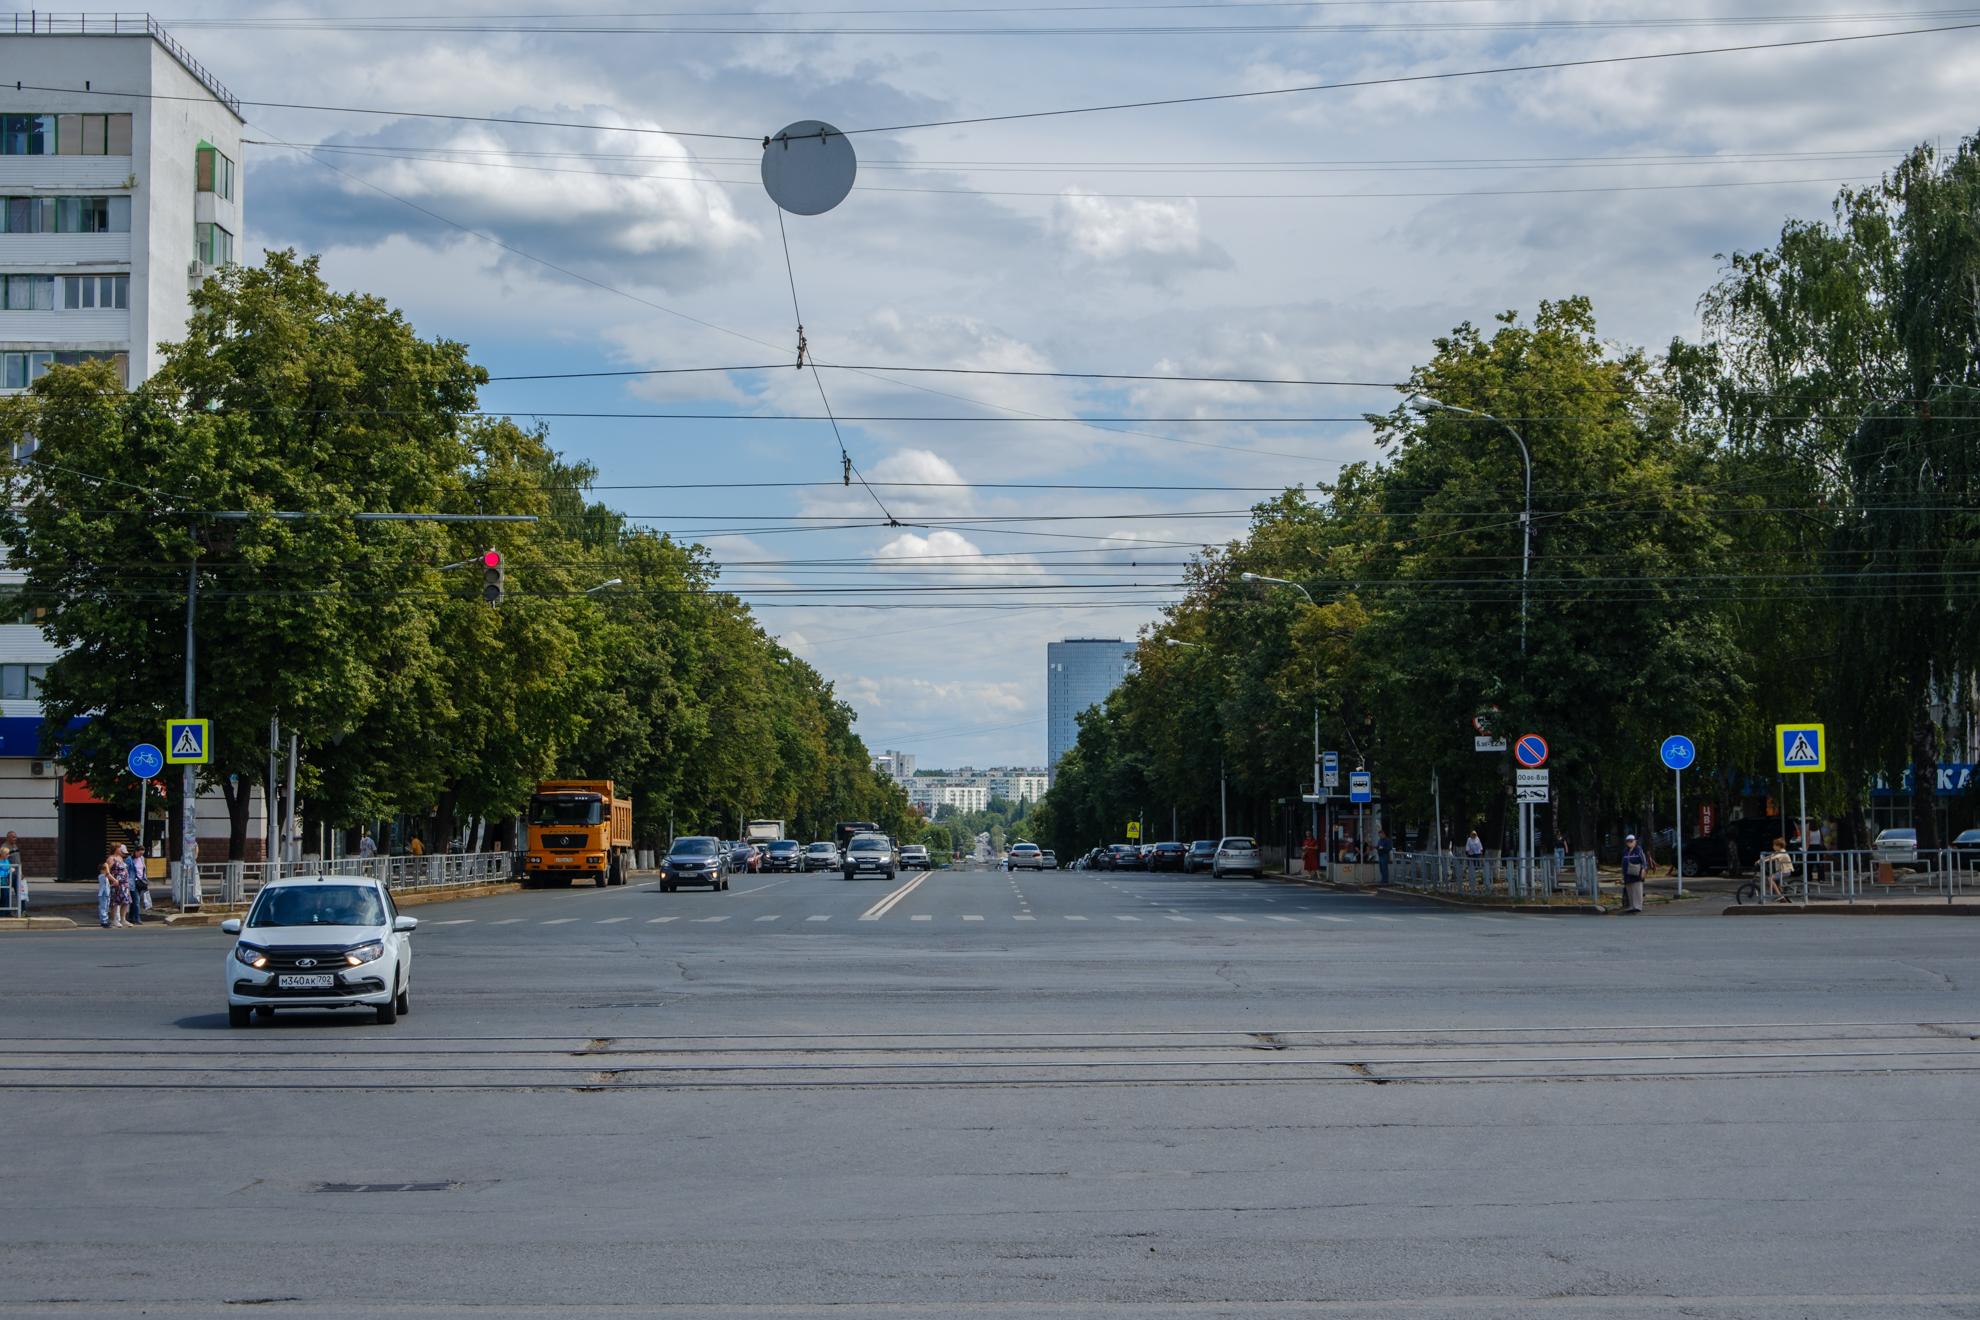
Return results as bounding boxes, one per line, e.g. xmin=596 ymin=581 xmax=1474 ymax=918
xmin=1620 ymin=834 xmax=1650 ymax=914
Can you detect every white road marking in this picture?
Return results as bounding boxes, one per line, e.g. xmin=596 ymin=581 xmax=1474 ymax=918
xmin=1013 ymin=914 xmax=1036 ymax=921
xmin=692 ymin=915 xmax=730 ymax=923
xmin=430 ymin=919 xmax=475 ymax=925
xmin=646 ymin=916 xmax=678 ymax=924
xmin=860 ymin=871 xmax=931 ymax=921
xmin=911 ymin=914 xmax=933 ymax=922
xmin=754 ymin=914 xmax=781 ymax=922
xmin=1368 ymin=915 xmax=1402 ymax=923
xmin=1265 ymin=915 xmax=1299 ymax=923
xmin=1114 ymin=915 xmax=1141 ymax=922
xmin=596 ymin=917 xmax=629 ymax=924
xmin=805 ymin=915 xmax=831 ymax=922
xmin=1063 ymin=915 xmax=1088 ymax=921
xmin=1214 ymin=915 xmax=1247 ymax=923
xmin=963 ymin=914 xmax=984 ymax=922
xmin=541 ymin=918 xmax=578 ymax=925
xmin=492 ymin=918 xmax=525 ymax=925
xmin=725 ymin=876 xmax=796 ymax=897
xmin=1164 ymin=915 xmax=1193 ymax=922
xmin=1311 ymin=915 xmax=1350 ymax=923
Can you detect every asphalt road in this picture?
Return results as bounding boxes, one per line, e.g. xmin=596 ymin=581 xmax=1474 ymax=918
xmin=4 ymin=864 xmax=1978 ymax=1319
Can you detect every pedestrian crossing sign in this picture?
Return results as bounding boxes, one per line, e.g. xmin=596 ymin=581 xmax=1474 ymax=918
xmin=1775 ymin=723 xmax=1825 ymax=774
xmin=165 ymin=718 xmax=211 ymax=765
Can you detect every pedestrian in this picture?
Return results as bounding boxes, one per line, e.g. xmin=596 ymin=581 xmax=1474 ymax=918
xmin=357 ymin=829 xmax=378 ymax=859
xmin=4 ymin=830 xmax=23 ymax=916
xmin=116 ymin=844 xmax=145 ymax=925
xmin=96 ymin=854 xmax=113 ymax=927
xmin=102 ymin=859 xmax=129 ymax=929
xmin=1620 ymin=833 xmax=1649 ymax=914
xmin=1301 ymin=832 xmax=1319 ymax=876
xmin=407 ymin=834 xmax=425 ymax=857
xmin=1375 ymin=829 xmax=1393 ymax=886
xmin=1464 ymin=828 xmax=1484 ymax=883
xmin=1762 ymin=836 xmax=1794 ymax=903
xmin=0 ymin=845 xmax=14 ymax=915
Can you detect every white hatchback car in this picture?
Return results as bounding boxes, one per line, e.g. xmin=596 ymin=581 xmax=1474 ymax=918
xmin=221 ymin=875 xmax=417 ymax=1027
xmin=1211 ymin=836 xmax=1263 ymax=878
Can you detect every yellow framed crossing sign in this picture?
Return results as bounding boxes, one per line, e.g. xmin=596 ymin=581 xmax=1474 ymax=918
xmin=165 ymin=718 xmax=211 ymax=765
xmin=1775 ymin=723 xmax=1825 ymax=774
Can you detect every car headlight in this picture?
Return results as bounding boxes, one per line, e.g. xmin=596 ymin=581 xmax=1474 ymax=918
xmin=344 ymin=942 xmax=386 ymax=966
xmin=233 ymin=943 xmax=269 ymax=969
xmin=528 ymin=855 xmax=543 ymax=865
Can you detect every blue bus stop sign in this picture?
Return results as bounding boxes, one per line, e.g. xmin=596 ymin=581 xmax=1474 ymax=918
xmin=126 ymin=742 xmax=164 ymax=780
xmin=1660 ymin=735 xmax=1696 ymax=772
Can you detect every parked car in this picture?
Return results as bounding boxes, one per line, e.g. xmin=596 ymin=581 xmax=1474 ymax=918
xmin=1108 ymin=843 xmax=1144 ymax=871
xmin=1184 ymin=839 xmax=1218 ymax=874
xmin=1874 ymin=828 xmax=1920 ymax=868
xmin=843 ymin=832 xmax=897 ymax=881
xmin=1953 ymin=828 xmax=1980 ymax=850
xmin=1040 ymin=849 xmax=1058 ymax=869
xmin=900 ymin=844 xmax=931 ymax=870
xmin=1211 ymin=836 xmax=1263 ymax=878
xmin=662 ymin=836 xmax=729 ymax=891
xmin=221 ymin=874 xmax=416 ymax=1027
xmin=803 ymin=841 xmax=840 ymax=871
xmin=761 ymin=840 xmax=803 ymax=872
xmin=1145 ymin=841 xmax=1187 ymax=872
xmin=1006 ymin=842 xmax=1046 ymax=870
xmin=1678 ymin=816 xmax=1784 ymax=877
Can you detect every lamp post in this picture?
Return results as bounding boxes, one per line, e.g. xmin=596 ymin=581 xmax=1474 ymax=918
xmin=1162 ymin=638 xmax=1226 ymax=839
xmin=1408 ymin=396 xmax=1533 ymax=655
xmin=584 ymin=578 xmax=624 ymax=595
xmin=1240 ymin=572 xmax=1323 ymax=845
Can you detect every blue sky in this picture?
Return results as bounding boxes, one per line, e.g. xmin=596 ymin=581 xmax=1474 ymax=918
xmin=163 ymin=1 xmax=1979 ymax=767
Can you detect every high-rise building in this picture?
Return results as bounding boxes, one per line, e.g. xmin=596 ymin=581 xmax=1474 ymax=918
xmin=0 ymin=16 xmax=247 ymax=879
xmin=1046 ymin=639 xmax=1137 ymax=781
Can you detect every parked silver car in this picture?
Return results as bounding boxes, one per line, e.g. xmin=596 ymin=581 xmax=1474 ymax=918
xmin=1211 ymin=836 xmax=1262 ymax=878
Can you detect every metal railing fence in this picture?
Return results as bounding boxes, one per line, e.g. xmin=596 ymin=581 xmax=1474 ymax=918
xmin=1383 ymin=849 xmax=1598 ymax=902
xmin=6 ymin=13 xmax=243 ymax=116
xmin=176 ymin=851 xmax=516 ymax=908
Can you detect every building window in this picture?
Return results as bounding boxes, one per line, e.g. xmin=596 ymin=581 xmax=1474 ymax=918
xmin=196 ymin=145 xmax=235 ymax=200
xmin=0 ymin=350 xmax=128 ymax=389
xmin=0 ymin=586 xmax=39 ymax=626
xmin=0 ymin=114 xmax=53 ymax=156
xmin=0 ymin=196 xmax=131 ymax=234
xmin=1 ymin=275 xmax=54 ymax=311
xmin=61 ymin=274 xmax=128 ymax=310
xmin=0 ymin=663 xmax=47 ymax=699
xmin=196 ymin=221 xmax=234 ymax=267
xmin=54 ymin=114 xmax=132 ymax=156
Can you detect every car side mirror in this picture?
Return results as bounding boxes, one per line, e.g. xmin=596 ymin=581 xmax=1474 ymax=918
xmin=219 ymin=918 xmax=242 ymax=934
xmin=393 ymin=915 xmax=419 ymax=933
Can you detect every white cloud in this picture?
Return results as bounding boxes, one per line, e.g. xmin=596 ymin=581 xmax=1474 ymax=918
xmin=1052 ymin=190 xmax=1232 ymax=279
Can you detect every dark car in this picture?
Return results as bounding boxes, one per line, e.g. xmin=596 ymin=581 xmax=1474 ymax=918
xmin=661 ymin=836 xmax=728 ymax=892
xmin=1109 ymin=843 xmax=1145 ymax=871
xmin=1145 ymin=841 xmax=1187 ymax=872
xmin=1679 ymin=816 xmax=1783 ymax=877
xmin=1184 ymin=839 xmax=1218 ymax=874
xmin=729 ymin=841 xmax=762 ymax=874
xmin=761 ymin=840 xmax=802 ymax=872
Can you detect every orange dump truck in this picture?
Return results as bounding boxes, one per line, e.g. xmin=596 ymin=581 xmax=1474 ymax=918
xmin=524 ymin=779 xmax=633 ymax=887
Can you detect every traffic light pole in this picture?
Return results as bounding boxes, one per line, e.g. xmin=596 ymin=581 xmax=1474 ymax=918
xmin=171 ymin=511 xmax=535 ymax=909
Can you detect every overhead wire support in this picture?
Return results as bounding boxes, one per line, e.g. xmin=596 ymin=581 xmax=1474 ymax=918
xmin=773 ymin=205 xmax=899 ymax=525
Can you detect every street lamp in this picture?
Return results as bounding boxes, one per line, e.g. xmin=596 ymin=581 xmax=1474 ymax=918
xmin=1162 ymin=638 xmax=1227 ymax=839
xmin=1240 ymin=573 xmax=1323 ymax=841
xmin=1409 ymin=394 xmax=1533 ymax=655
xmin=584 ymin=578 xmax=624 ymax=595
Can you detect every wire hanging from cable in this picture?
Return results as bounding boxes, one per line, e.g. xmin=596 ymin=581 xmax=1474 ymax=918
xmin=773 ymin=205 xmax=900 ymax=526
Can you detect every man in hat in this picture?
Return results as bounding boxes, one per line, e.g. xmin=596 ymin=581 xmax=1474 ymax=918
xmin=1620 ymin=833 xmax=1649 ymax=914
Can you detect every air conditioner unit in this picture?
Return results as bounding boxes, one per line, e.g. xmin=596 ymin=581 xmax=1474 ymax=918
xmin=29 ymin=760 xmax=45 ymax=776
xmin=187 ymin=260 xmax=204 ymax=278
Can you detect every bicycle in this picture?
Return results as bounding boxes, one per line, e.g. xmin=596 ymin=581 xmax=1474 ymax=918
xmin=1735 ymin=859 xmax=1794 ymax=906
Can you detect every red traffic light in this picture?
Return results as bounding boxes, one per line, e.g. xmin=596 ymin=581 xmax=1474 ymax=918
xmin=481 ymin=549 xmax=503 ymax=568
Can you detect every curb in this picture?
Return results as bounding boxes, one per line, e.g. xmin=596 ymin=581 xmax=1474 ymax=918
xmin=0 ymin=915 xmax=79 ymax=930
xmin=1723 ymin=902 xmax=1980 ymax=916
xmin=155 ymin=880 xmax=525 ymax=926
xmin=1270 ymin=871 xmax=1614 ymax=915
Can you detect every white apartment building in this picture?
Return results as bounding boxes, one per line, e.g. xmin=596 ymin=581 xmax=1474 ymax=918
xmin=990 ymin=772 xmax=1050 ymax=805
xmin=0 ymin=16 xmax=247 ymax=880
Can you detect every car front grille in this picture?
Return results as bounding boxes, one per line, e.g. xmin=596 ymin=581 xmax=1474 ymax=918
xmin=261 ymin=946 xmax=355 ymax=972
xmin=542 ymin=833 xmax=587 ymax=850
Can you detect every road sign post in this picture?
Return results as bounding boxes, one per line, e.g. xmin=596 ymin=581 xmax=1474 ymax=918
xmin=1775 ymin=724 xmax=1825 ymax=900
xmin=126 ymin=744 xmax=163 ymax=898
xmin=166 ymin=719 xmax=210 ymax=910
xmin=1512 ymin=735 xmax=1548 ymax=897
xmin=1660 ymin=736 xmax=1696 ymax=898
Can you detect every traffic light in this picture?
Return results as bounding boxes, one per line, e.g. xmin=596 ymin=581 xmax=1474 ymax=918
xmin=481 ymin=549 xmax=504 ymax=604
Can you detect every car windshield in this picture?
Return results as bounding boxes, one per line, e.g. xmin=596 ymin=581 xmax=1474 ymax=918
xmin=1012 ymin=844 xmax=1037 ymax=852
xmin=530 ymin=796 xmax=603 ymax=826
xmin=1880 ymin=830 xmax=1916 ymax=842
xmin=807 ymin=843 xmax=834 ymax=852
xmin=1190 ymin=841 xmax=1216 ymax=852
xmin=247 ymin=884 xmax=386 ymax=929
xmin=851 ymin=835 xmax=888 ymax=851
xmin=670 ymin=837 xmax=719 ymax=857
xmin=768 ymin=842 xmax=798 ymax=853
